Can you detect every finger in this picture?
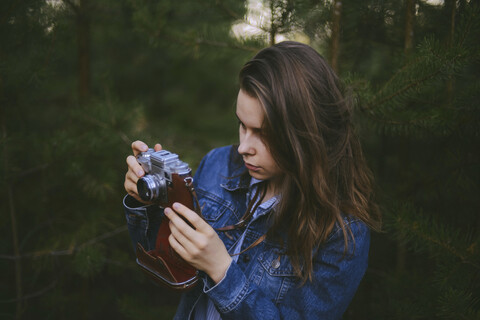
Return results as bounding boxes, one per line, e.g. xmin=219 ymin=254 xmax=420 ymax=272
xmin=154 ymin=143 xmax=162 ymax=151
xmin=124 ymin=170 xmax=139 ymax=191
xmin=166 ymin=209 xmax=198 ymax=250
xmin=131 ymin=140 xmax=149 ymax=156
xmin=171 ymin=202 xmax=208 ymax=232
xmin=125 ymin=172 xmax=154 ymax=204
xmin=168 ymin=220 xmax=197 ymax=255
xmin=165 ymin=207 xmax=197 ymax=236
xmin=165 ymin=207 xmax=206 ymax=251
xmin=125 ymin=170 xmax=139 ymax=187
xmin=124 ymin=177 xmax=142 ymax=201
xmin=126 ymin=155 xmax=145 ymax=178
xmin=168 ymin=233 xmax=190 ymax=261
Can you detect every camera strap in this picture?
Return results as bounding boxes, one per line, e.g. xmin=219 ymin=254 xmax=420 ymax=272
xmin=216 ymin=183 xmax=268 ymax=256
xmin=185 ymin=177 xmax=268 ymax=256
xmin=184 ymin=177 xmax=205 ymax=220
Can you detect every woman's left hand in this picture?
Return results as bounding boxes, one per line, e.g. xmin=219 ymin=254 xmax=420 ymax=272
xmin=165 ymin=202 xmax=232 ymax=284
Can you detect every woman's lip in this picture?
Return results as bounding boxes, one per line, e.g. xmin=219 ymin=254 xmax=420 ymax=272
xmin=245 ymin=162 xmax=260 ymax=171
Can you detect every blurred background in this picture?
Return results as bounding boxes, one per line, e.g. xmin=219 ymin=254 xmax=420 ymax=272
xmin=1 ymin=0 xmax=479 ymax=319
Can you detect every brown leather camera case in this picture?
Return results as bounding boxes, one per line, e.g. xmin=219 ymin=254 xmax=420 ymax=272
xmin=136 ymin=173 xmax=200 ymax=290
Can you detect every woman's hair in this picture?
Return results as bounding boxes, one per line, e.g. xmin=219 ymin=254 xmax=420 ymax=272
xmin=238 ymin=41 xmax=381 ymax=283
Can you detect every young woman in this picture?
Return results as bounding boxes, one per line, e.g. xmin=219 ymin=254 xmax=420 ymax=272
xmin=123 ymin=41 xmax=381 ymax=319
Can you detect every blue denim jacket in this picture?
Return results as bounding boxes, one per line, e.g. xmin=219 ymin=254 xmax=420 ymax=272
xmin=124 ymin=145 xmax=370 ymax=320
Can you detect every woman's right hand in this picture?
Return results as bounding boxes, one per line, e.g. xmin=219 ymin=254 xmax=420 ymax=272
xmin=124 ymin=140 xmax=162 ymax=204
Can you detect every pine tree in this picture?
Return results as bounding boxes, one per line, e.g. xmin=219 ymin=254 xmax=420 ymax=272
xmin=347 ymin=2 xmax=480 ymax=318
xmin=0 ymin=0 xmax=248 ymax=318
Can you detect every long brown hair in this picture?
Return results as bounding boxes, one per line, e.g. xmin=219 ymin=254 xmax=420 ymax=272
xmin=239 ymin=41 xmax=381 ymax=283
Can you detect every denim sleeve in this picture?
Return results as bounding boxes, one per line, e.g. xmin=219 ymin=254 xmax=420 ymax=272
xmin=123 ymin=195 xmax=164 ymax=253
xmin=205 ymin=220 xmax=371 ymax=320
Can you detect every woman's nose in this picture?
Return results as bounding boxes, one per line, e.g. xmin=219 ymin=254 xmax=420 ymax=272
xmin=238 ymin=135 xmax=254 ymax=156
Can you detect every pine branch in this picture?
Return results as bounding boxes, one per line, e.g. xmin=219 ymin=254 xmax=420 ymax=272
xmin=456 ymin=4 xmax=479 ymax=48
xmin=215 ymin=0 xmax=244 ymax=20
xmin=360 ymin=29 xmax=477 ymax=117
xmin=369 ymin=69 xmax=441 ymax=109
xmin=0 ymin=279 xmax=58 ymax=304
xmin=13 ymin=164 xmax=50 ymax=181
xmin=153 ymin=29 xmax=261 ymax=53
xmin=0 ymin=225 xmax=127 ymax=260
xmin=80 ymin=113 xmax=131 ymax=145
xmin=437 ymin=287 xmax=480 ymax=319
xmin=387 ymin=203 xmax=480 ymax=270
xmin=0 ymin=0 xmax=18 ymax=26
xmin=62 ymin=0 xmax=80 ymax=15
xmin=194 ymin=38 xmax=260 ymax=52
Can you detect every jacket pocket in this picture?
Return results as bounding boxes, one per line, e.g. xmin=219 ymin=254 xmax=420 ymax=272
xmin=125 ymin=207 xmax=163 ymax=252
xmin=125 ymin=210 xmax=149 ymax=252
xmin=255 ymin=247 xmax=297 ymax=304
xmin=197 ymin=190 xmax=235 ymax=222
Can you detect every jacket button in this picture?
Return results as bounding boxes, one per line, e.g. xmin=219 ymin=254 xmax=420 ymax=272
xmin=271 ymin=259 xmax=280 ymax=269
xmin=243 ymin=255 xmax=250 ymax=263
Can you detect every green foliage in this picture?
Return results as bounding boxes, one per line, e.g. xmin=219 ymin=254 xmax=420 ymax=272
xmin=345 ymin=2 xmax=480 ymax=319
xmin=118 ymin=295 xmax=177 ymax=320
xmin=370 ymin=200 xmax=479 ymax=319
xmin=437 ymin=288 xmax=480 ymax=320
xmin=354 ymin=36 xmax=480 ymax=137
xmin=1 ymin=0 xmax=248 ymax=318
xmin=72 ymin=246 xmax=106 ymax=278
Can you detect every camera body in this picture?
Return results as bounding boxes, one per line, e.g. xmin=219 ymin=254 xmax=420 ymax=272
xmin=134 ymin=148 xmax=199 ymax=290
xmin=136 ymin=149 xmax=192 ymax=207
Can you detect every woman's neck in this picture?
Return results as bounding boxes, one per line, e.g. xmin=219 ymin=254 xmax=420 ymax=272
xmin=263 ymin=180 xmax=279 ymax=203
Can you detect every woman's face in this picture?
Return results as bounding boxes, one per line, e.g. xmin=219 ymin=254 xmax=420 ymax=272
xmin=236 ymin=89 xmax=282 ymax=184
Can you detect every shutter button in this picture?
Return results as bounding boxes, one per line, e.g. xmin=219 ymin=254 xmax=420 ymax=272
xmin=271 ymin=258 xmax=280 ymax=269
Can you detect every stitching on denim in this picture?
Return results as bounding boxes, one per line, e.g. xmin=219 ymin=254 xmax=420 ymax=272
xmin=326 ymin=217 xmax=362 ymax=243
xmin=198 ymin=198 xmax=228 ymax=222
xmin=143 ymin=211 xmax=150 ymax=250
xmin=197 ymin=188 xmax=238 ymax=214
xmin=219 ymin=279 xmax=250 ymax=313
xmin=275 ymin=277 xmax=293 ymax=304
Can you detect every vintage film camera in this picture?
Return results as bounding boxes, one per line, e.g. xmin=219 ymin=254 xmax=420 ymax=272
xmin=136 ymin=149 xmax=192 ymax=205
xmin=135 ymin=149 xmax=200 ymax=290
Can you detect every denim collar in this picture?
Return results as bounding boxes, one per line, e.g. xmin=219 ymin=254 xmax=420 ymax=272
xmin=219 ymin=146 xmax=252 ymax=192
xmin=220 ymin=171 xmax=250 ymax=191
xmin=219 ymin=157 xmax=251 ymax=191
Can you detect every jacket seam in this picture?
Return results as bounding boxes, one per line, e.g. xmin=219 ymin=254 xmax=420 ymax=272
xmin=326 ymin=218 xmax=363 ymax=243
xmin=196 ymin=189 xmax=237 ymax=214
xmin=218 ymin=279 xmax=250 ymax=313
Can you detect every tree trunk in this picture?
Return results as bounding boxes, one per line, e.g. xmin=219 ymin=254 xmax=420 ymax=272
xmin=269 ymin=0 xmax=276 ymax=45
xmin=396 ymin=0 xmax=416 ymax=275
xmin=3 ymin=124 xmax=23 ymax=319
xmin=77 ymin=0 xmax=90 ymax=105
xmin=445 ymin=0 xmax=456 ymax=106
xmin=404 ymin=0 xmax=415 ymax=55
xmin=445 ymin=0 xmax=456 ymax=46
xmin=330 ymin=0 xmax=342 ymax=72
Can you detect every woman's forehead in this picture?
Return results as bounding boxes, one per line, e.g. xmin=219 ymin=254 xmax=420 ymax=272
xmin=236 ymin=90 xmax=264 ymax=127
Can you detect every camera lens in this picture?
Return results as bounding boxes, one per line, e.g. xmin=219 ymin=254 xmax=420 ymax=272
xmin=137 ymin=174 xmax=167 ymax=203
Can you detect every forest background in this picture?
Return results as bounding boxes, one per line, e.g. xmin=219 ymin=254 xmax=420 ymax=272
xmin=1 ymin=0 xmax=479 ymax=319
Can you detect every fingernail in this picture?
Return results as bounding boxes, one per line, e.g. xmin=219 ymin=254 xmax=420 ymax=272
xmin=173 ymin=203 xmax=180 ymax=210
xmin=164 ymin=208 xmax=171 ymax=215
xmin=137 ymin=169 xmax=144 ymax=176
xmin=141 ymin=144 xmax=148 ymax=151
